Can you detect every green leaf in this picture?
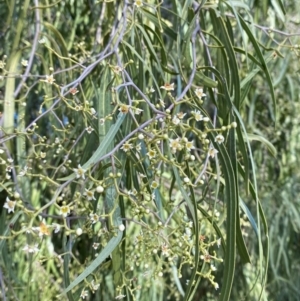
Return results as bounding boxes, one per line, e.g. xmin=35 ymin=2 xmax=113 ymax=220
xmin=210 ymin=9 xmax=240 ymax=107
xmin=141 ymin=9 xmax=177 ymax=40
xmin=61 ymin=230 xmax=123 ymax=295
xmin=58 ymin=113 xmax=126 ymax=181
xmin=63 ymin=235 xmax=75 ymax=301
xmin=239 ymin=198 xmax=258 ymax=238
xmin=238 ymin=14 xmax=276 ymax=121
xmin=209 ymin=134 xmax=237 ymax=301
xmin=243 ymin=133 xmax=277 ymax=157
xmin=271 ymin=0 xmax=286 ymax=22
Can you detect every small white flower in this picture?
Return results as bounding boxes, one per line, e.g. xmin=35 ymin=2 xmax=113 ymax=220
xmin=52 ymin=223 xmax=61 ymax=233
xmin=161 ymin=244 xmax=170 ymax=257
xmin=200 ymin=251 xmax=211 ymax=262
xmin=211 ymin=264 xmax=217 ymax=271
xmin=160 ymin=83 xmax=174 ymax=91
xmin=118 ymin=104 xmax=130 ymax=114
xmin=92 ymin=243 xmax=100 ymax=250
xmin=60 ymin=205 xmax=70 ymax=217
xmin=7 ymin=158 xmax=14 ymax=163
xmin=90 ymin=108 xmax=96 ymax=115
xmin=86 ymin=126 xmax=94 ymax=134
xmin=21 ymin=59 xmax=28 ymax=67
xmin=84 ymin=189 xmax=96 ymax=201
xmin=0 ymin=149 xmax=4 ymax=154
xmin=133 ymin=107 xmax=143 ymax=115
xmin=170 ymin=138 xmax=183 ymax=154
xmin=177 ymin=112 xmax=186 ymax=119
xmin=185 ymin=227 xmax=192 ymax=237
xmin=80 ymin=290 xmax=89 ymax=299
xmin=69 ymin=87 xmax=79 ymax=95
xmin=115 ymin=294 xmax=126 ymax=300
xmin=136 ymin=143 xmax=142 ymax=153
xmin=3 ymin=197 xmax=16 ymax=213
xmin=113 ymin=65 xmax=123 ymax=74
xmin=74 ymin=164 xmax=86 ymax=180
xmin=39 ymin=37 xmax=46 ymax=44
xmin=91 ymin=280 xmax=100 ymax=292
xmin=45 ymin=74 xmax=55 ymax=84
xmin=193 ymin=110 xmax=203 ymax=122
xmin=120 ymin=142 xmax=133 ymax=152
xmin=185 ymin=140 xmax=194 ymax=151
xmin=36 ymin=222 xmax=50 ymax=237
xmin=172 ymin=116 xmax=180 ymax=125
xmin=208 ymin=147 xmax=218 ymax=158
xmin=151 ymin=181 xmax=159 ymax=189
xmin=147 ymin=149 xmax=156 ymax=159
xmin=138 ymin=133 xmax=144 ymax=140
xmin=127 ymin=189 xmax=137 ymax=196
xmin=215 ymin=134 xmax=224 ymax=144
xmin=195 ymin=88 xmax=206 ymax=99
xmin=75 ymin=104 xmax=83 ymax=111
xmin=90 ymin=213 xmax=99 ymax=224
xmin=159 ymin=99 xmax=165 ymax=108
xmin=214 ymin=282 xmax=219 ymax=290
xmin=134 ymin=0 xmax=143 ymax=7
xmin=22 ymin=244 xmax=39 ymax=254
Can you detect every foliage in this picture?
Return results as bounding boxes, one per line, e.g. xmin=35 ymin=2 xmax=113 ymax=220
xmin=0 ymin=0 xmax=298 ymax=301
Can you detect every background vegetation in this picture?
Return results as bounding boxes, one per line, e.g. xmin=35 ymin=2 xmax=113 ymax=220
xmin=0 ymin=0 xmax=299 ymax=300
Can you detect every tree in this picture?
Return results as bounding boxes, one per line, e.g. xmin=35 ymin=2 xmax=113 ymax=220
xmin=1 ymin=0 xmax=295 ymax=300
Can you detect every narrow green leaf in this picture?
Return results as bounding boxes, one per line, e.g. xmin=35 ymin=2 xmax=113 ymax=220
xmin=61 ymin=230 xmax=123 ymax=295
xmin=238 ymin=163 xmax=269 ymax=301
xmin=238 ymin=14 xmax=276 ymax=121
xmin=143 ymin=24 xmax=168 ymax=66
xmin=271 ymin=0 xmax=285 ymax=22
xmin=141 ymin=9 xmax=177 ymax=40
xmin=58 ymin=113 xmax=126 ymax=181
xmin=243 ymin=133 xmax=277 ymax=157
xmin=210 ymin=9 xmax=240 ymax=107
xmin=184 ymin=163 xmax=200 ymax=301
xmin=121 ymin=41 xmax=162 ymax=92
xmin=0 ymin=212 xmax=22 ymax=253
xmin=239 ymin=198 xmax=258 ymax=238
xmin=63 ymin=235 xmax=74 ymax=301
xmin=209 ymin=136 xmax=237 ymax=301
xmin=227 ymin=111 xmax=251 ymax=264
